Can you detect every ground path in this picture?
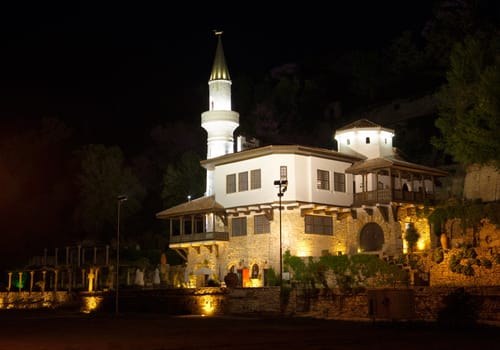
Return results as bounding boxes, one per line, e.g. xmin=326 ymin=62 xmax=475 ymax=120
xmin=0 ymin=310 xmax=498 ymax=349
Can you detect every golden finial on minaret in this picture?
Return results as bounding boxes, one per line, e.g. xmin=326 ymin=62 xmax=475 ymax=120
xmin=213 ymin=30 xmax=223 ymax=36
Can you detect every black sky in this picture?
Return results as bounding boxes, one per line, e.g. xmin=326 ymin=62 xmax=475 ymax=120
xmin=0 ymin=1 xmax=438 ymax=150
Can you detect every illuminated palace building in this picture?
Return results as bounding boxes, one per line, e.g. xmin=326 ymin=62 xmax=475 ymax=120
xmin=155 ymin=33 xmax=447 ymax=288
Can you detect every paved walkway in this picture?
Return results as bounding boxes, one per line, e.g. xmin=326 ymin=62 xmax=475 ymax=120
xmin=0 ymin=310 xmax=498 ymax=349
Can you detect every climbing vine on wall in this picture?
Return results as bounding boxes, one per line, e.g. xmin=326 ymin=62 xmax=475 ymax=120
xmin=284 ymin=251 xmax=408 ymax=294
xmin=448 ymin=246 xmax=493 ymax=276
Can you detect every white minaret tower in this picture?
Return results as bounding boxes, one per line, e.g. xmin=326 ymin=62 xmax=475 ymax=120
xmin=201 ymin=31 xmax=239 ymax=196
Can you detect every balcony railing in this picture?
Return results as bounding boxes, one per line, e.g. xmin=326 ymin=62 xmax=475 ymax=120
xmin=170 ymin=231 xmax=229 ymax=244
xmin=353 ymin=189 xmax=435 ymax=207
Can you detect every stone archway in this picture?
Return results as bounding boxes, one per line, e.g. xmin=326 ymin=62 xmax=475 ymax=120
xmin=359 ymin=222 xmax=385 ymax=252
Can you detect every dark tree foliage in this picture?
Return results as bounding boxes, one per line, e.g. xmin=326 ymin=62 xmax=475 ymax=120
xmin=161 ymin=151 xmax=205 ymax=208
xmin=74 ymin=144 xmax=146 ymax=242
xmin=432 ymin=35 xmax=500 ymax=166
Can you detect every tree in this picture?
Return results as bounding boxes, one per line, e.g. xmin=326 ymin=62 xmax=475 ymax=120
xmin=432 ymin=35 xmax=500 ymax=167
xmin=74 ymin=144 xmax=146 ymax=241
xmin=161 ymin=151 xmax=205 ymax=208
xmin=404 ymin=224 xmax=421 ymax=254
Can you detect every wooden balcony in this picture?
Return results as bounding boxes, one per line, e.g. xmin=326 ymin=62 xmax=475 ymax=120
xmin=170 ymin=231 xmax=229 ymax=245
xmin=353 ymin=189 xmax=435 ymax=207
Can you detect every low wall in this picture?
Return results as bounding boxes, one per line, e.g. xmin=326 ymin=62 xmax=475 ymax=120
xmin=0 ymin=291 xmax=76 ymax=310
xmin=1 ymin=286 xmax=499 ymax=325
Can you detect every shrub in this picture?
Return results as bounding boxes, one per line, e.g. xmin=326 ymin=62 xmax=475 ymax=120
xmin=433 ymin=247 xmax=444 ymax=264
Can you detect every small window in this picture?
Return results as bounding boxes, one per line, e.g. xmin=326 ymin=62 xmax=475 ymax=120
xmin=334 ymin=172 xmax=346 ymax=192
xmin=171 ymin=218 xmax=181 ymax=236
xmin=280 ymin=166 xmax=287 ymax=181
xmin=238 ymin=172 xmax=248 ymax=192
xmin=183 ymin=219 xmax=192 ymax=235
xmin=232 ymin=217 xmax=247 ymax=236
xmin=250 ymin=169 xmax=261 ymax=189
xmin=366 ymin=137 xmax=370 ymax=144
xmin=317 ymin=169 xmax=330 ymax=190
xmin=226 ymin=174 xmax=236 ymax=193
xmin=305 ymin=215 xmax=333 ymax=235
xmin=193 ymin=215 xmax=204 ymax=234
xmin=254 ymin=215 xmax=270 ymax=234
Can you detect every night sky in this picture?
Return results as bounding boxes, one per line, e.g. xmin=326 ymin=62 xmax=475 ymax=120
xmin=0 ymin=1 xmax=436 ymax=148
xmin=0 ymin=1 xmax=445 ymax=272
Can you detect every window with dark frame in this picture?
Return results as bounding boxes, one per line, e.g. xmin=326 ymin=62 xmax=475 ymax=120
xmin=171 ymin=218 xmax=180 ymax=236
xmin=305 ymin=215 xmax=333 ymax=235
xmin=333 ymin=172 xmax=346 ymax=192
xmin=317 ymin=169 xmax=330 ymax=190
xmin=250 ymin=169 xmax=261 ymax=189
xmin=232 ymin=217 xmax=247 ymax=236
xmin=183 ymin=219 xmax=192 ymax=235
xmin=238 ymin=172 xmax=248 ymax=192
xmin=254 ymin=215 xmax=270 ymax=234
xmin=280 ymin=165 xmax=287 ymax=181
xmin=226 ymin=173 xmax=236 ymax=193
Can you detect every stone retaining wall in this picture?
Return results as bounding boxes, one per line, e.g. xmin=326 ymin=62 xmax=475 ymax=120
xmin=1 ymin=286 xmax=499 ymax=325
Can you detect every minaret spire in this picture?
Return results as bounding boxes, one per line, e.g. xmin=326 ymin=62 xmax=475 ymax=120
xmin=210 ymin=30 xmax=230 ymax=81
xmin=201 ymin=31 xmax=240 ymax=196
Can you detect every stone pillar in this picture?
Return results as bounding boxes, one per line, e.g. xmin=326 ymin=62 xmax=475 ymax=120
xmin=88 ymin=268 xmax=94 ymax=292
xmin=94 ymin=267 xmax=100 ymax=290
xmin=7 ymin=272 xmax=12 ymax=291
xmin=42 ymin=271 xmax=46 ymax=292
xmin=30 ymin=271 xmax=34 ymax=293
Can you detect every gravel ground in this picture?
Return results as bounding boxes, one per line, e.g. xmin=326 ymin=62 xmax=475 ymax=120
xmin=0 ymin=310 xmax=498 ymax=350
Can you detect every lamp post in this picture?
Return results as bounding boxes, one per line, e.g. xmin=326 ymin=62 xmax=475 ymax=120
xmin=116 ymin=194 xmax=128 ymax=315
xmin=273 ymin=180 xmax=287 ymax=289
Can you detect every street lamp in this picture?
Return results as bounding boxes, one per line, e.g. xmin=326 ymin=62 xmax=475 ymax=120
xmin=116 ymin=194 xmax=128 ymax=315
xmin=274 ymin=179 xmax=287 ymax=289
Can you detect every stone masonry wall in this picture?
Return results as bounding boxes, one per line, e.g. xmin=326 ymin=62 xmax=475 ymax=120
xmin=429 ymin=247 xmax=500 ymax=287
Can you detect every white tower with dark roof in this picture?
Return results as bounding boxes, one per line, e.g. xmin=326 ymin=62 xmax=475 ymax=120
xmin=201 ymin=31 xmax=239 ymax=196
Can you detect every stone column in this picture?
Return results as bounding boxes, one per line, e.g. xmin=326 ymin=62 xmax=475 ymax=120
xmin=42 ymin=271 xmax=46 ymax=292
xmin=30 ymin=271 xmax=34 ymax=293
xmin=7 ymin=272 xmax=12 ymax=291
